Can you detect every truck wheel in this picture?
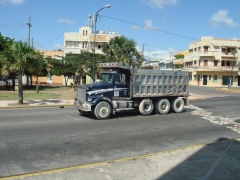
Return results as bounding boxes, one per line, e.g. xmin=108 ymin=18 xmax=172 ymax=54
xmin=156 ymin=99 xmax=170 ymax=114
xmin=94 ymin=101 xmax=112 ymax=120
xmin=139 ymin=99 xmax=154 ymax=115
xmin=171 ymin=98 xmax=184 ymax=113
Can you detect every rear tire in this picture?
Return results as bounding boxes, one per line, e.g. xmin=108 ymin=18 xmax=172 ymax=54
xmin=156 ymin=99 xmax=170 ymax=114
xmin=139 ymin=99 xmax=154 ymax=115
xmin=171 ymin=98 xmax=184 ymax=113
xmin=94 ymin=101 xmax=112 ymax=120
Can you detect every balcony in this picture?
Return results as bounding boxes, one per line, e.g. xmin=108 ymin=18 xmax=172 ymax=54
xmin=221 ymin=52 xmax=236 ymax=57
xmin=197 ymin=51 xmax=216 ymax=57
xmin=183 ymin=65 xmax=239 ymax=72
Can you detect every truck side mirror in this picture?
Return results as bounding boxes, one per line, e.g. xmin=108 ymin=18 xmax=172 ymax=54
xmin=121 ymin=74 xmax=126 ymax=85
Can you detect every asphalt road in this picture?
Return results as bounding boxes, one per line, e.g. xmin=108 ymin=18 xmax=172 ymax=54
xmin=0 ymin=89 xmax=240 ymax=177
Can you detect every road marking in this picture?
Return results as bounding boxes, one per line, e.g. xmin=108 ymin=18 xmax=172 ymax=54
xmin=186 ymin=104 xmax=240 ymax=133
xmin=1 ymin=138 xmax=239 ymax=180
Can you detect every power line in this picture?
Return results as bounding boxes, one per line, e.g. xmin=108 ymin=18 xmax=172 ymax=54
xmin=101 ymin=15 xmax=198 ymax=41
xmin=0 ymin=19 xmax=27 ymax=40
xmin=39 ymin=32 xmax=64 ymax=48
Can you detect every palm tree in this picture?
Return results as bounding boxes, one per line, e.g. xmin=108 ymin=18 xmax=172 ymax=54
xmin=102 ymin=36 xmax=144 ymax=67
xmin=0 ymin=41 xmax=38 ymax=104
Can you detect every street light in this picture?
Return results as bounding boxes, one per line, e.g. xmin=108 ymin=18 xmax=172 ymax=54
xmin=92 ymin=4 xmax=111 ymax=82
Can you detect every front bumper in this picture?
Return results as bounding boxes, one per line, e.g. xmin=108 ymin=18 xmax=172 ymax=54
xmin=74 ymin=101 xmax=92 ymax=112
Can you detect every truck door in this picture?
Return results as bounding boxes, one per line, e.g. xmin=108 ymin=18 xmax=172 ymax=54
xmin=113 ymin=73 xmax=129 ymax=97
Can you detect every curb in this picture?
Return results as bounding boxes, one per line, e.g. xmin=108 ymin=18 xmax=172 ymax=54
xmin=0 ymin=104 xmax=74 ymax=109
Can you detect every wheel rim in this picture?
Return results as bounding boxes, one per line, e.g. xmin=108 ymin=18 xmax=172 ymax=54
xmin=176 ymin=101 xmax=182 ymax=110
xmin=161 ymin=103 xmax=166 ymax=110
xmin=144 ymin=103 xmax=151 ymax=111
xmin=95 ymin=102 xmax=111 ymax=119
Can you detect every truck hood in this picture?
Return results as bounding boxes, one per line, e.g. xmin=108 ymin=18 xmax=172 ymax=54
xmin=80 ymin=82 xmax=113 ymax=96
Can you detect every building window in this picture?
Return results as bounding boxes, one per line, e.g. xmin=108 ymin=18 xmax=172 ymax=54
xmin=83 ymin=30 xmax=85 ymax=36
xmin=209 ymin=75 xmax=211 ymax=80
xmin=66 ymin=41 xmax=72 ymax=48
xmin=214 ymin=46 xmax=220 ymax=51
xmin=86 ymin=31 xmax=88 ymax=36
xmin=74 ymin=41 xmax=79 ymax=48
xmin=194 ymin=61 xmax=197 ymax=65
xmin=194 ymin=75 xmax=196 ymax=80
xmin=213 ymin=75 xmax=217 ymax=82
xmin=82 ymin=41 xmax=88 ymax=48
xmin=214 ymin=60 xmax=218 ymax=66
xmin=189 ymin=75 xmax=192 ymax=80
xmin=98 ymin=44 xmax=102 ymax=49
xmin=204 ymin=46 xmax=208 ymax=53
xmin=198 ymin=47 xmax=201 ymax=51
xmin=204 ymin=60 xmax=208 ymax=67
xmin=222 ymin=76 xmax=233 ymax=85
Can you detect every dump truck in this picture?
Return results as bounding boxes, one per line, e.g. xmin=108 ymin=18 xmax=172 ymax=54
xmin=74 ymin=62 xmax=189 ymax=120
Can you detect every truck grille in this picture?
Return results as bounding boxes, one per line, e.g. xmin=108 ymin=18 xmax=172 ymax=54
xmin=77 ymin=86 xmax=86 ymax=103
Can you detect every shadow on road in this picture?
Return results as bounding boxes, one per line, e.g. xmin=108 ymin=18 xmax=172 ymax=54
xmin=157 ymin=138 xmax=240 ymax=180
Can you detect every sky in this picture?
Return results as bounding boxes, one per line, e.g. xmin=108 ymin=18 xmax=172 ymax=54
xmin=0 ymin=0 xmax=240 ymax=61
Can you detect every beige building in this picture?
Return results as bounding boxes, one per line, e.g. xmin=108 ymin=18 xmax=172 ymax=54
xmin=64 ymin=26 xmax=120 ymax=84
xmin=32 ymin=50 xmax=68 ymax=85
xmin=173 ymin=50 xmax=189 ymax=69
xmin=183 ymin=36 xmax=240 ymax=87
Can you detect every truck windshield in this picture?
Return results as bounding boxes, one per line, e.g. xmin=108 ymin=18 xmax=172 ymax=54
xmin=100 ymin=73 xmax=113 ymax=84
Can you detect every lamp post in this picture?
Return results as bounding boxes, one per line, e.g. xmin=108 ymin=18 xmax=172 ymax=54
xmin=92 ymin=4 xmax=111 ymax=82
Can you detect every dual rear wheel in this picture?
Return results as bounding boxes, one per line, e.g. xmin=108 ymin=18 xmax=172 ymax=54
xmin=139 ymin=98 xmax=184 ymax=116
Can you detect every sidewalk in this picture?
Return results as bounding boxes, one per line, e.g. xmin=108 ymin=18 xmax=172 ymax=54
xmin=2 ymin=138 xmax=240 ymax=180
xmin=0 ymin=89 xmax=77 ymax=108
xmin=0 ymin=91 xmax=203 ymax=109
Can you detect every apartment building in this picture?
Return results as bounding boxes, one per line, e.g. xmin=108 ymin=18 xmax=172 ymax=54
xmin=183 ymin=36 xmax=240 ymax=87
xmin=64 ymin=26 xmax=120 ymax=56
xmin=64 ymin=26 xmax=120 ymax=84
xmin=173 ymin=50 xmax=188 ymax=69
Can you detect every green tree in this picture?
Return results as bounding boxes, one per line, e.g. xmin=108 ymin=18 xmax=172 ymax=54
xmin=65 ymin=52 xmax=107 ymax=81
xmin=102 ymin=36 xmax=144 ymax=67
xmin=0 ymin=40 xmax=39 ymax=104
xmin=24 ymin=51 xmax=47 ymax=87
xmin=48 ymin=57 xmax=76 ymax=86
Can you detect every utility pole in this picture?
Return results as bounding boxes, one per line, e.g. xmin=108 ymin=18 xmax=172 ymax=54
xmin=229 ymin=46 xmax=237 ymax=90
xmin=26 ymin=17 xmax=32 ymax=86
xmin=141 ymin=43 xmax=145 ymax=62
xmin=26 ymin=17 xmax=32 ymax=46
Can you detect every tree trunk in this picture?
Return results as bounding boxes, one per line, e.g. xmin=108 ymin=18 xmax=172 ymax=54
xmin=30 ymin=75 xmax=33 ymax=88
xmin=18 ymin=70 xmax=23 ymax=104
xmin=64 ymin=76 xmax=68 ymax=86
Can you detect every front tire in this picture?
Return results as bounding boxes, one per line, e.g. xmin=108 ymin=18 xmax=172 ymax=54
xmin=171 ymin=98 xmax=184 ymax=113
xmin=94 ymin=101 xmax=112 ymax=120
xmin=139 ymin=99 xmax=154 ymax=115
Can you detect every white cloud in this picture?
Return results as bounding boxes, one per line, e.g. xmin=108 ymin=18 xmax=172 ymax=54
xmin=210 ymin=10 xmax=238 ymax=28
xmin=144 ymin=19 xmax=155 ymax=30
xmin=131 ymin=25 xmax=140 ymax=31
xmin=0 ymin=0 xmax=25 ymax=5
xmin=232 ymin=37 xmax=240 ymax=40
xmin=54 ymin=43 xmax=63 ymax=50
xmin=142 ymin=48 xmax=178 ymax=61
xmin=58 ymin=18 xmax=74 ymax=25
xmin=144 ymin=0 xmax=180 ymax=9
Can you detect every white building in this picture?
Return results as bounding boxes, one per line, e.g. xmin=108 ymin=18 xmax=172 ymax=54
xmin=64 ymin=26 xmax=120 ymax=56
xmin=63 ymin=23 xmax=120 ymax=84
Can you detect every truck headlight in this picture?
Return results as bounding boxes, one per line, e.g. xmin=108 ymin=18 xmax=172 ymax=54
xmin=87 ymin=98 xmax=92 ymax=102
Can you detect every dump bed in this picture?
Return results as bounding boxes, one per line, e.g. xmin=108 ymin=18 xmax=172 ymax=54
xmin=132 ymin=69 xmax=189 ymax=97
